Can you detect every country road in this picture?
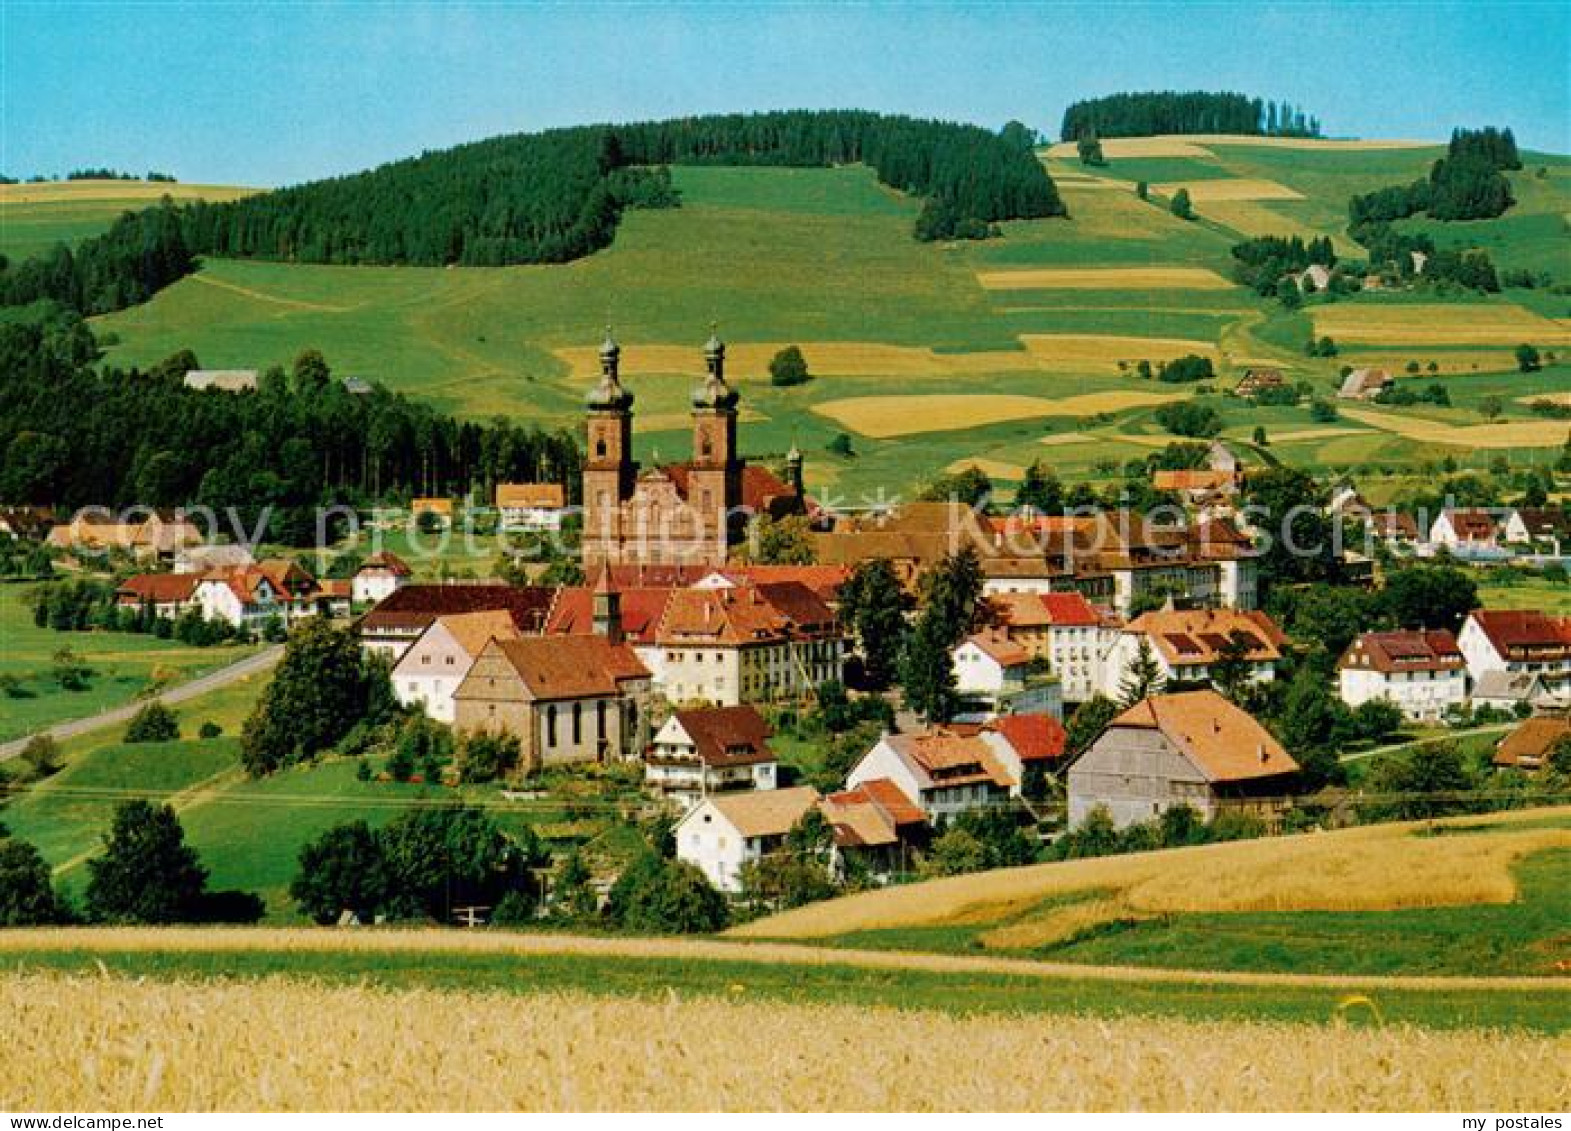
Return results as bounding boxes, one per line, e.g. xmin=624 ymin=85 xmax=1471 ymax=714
xmin=0 ymin=645 xmax=283 ymax=761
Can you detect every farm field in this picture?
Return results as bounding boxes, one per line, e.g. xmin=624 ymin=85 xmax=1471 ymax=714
xmin=735 ymin=807 xmax=1571 ymax=978
xmin=39 ymin=143 xmax=1564 ymax=501
xmin=0 ymin=179 xmax=255 ymax=262
xmin=0 ymin=582 xmax=259 ymax=743
xmin=1 ymin=969 xmax=1563 ymax=1111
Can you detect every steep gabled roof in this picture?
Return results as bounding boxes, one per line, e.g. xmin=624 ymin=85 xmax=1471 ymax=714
xmin=961 ymin=630 xmax=1031 ymax=668
xmin=1494 ymin=716 xmax=1570 ymax=768
xmin=989 ymin=713 xmax=1068 ymax=764
xmin=436 ymin=609 xmax=528 ymax=659
xmin=545 ymin=586 xmax=675 ymax=645
xmin=1339 ymin=629 xmax=1464 ymax=674
xmin=668 ymin=705 xmax=775 ymax=767
xmin=707 ymin=785 xmax=820 ymax=838
xmin=883 ymin=731 xmax=1014 ymax=791
xmin=484 ymin=635 xmax=648 ymax=701
xmin=362 ymin=584 xmax=554 ymax=633
xmin=1107 ymin=690 xmax=1297 ymax=783
xmin=116 ymin=572 xmax=200 ymax=603
xmin=1466 ymin=609 xmax=1571 ymax=659
xmin=359 ymin=550 xmax=412 ymax=576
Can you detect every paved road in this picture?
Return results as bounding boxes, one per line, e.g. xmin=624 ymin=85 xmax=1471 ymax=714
xmin=0 ymin=645 xmax=283 ymax=761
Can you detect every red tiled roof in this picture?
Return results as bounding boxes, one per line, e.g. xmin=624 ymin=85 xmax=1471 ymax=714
xmin=546 ymin=586 xmax=674 ymax=644
xmin=362 ymin=584 xmax=554 ymax=633
xmin=116 ymin=573 xmax=200 ymax=603
xmin=1339 ymin=630 xmax=1464 ymax=674
xmin=1109 ymin=690 xmax=1297 ymax=783
xmin=1468 ymin=609 xmax=1571 ymax=660
xmin=669 ymin=705 xmax=774 ymax=768
xmin=962 ymin=630 xmax=1031 ymax=667
xmin=661 ymin=463 xmax=807 ymax=517
xmin=1039 ymin=591 xmax=1100 ymax=626
xmin=485 ymin=634 xmax=648 ymax=701
xmin=990 ymin=713 xmax=1068 ymax=764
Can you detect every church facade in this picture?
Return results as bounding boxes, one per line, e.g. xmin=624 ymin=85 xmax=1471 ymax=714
xmin=582 ymin=332 xmax=808 ymax=567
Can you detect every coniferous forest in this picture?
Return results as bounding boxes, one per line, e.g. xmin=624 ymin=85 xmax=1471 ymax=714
xmin=0 ymin=305 xmax=581 ymax=542
xmin=1059 ymin=91 xmax=1322 ymax=141
xmin=0 ymin=111 xmax=1064 ymax=321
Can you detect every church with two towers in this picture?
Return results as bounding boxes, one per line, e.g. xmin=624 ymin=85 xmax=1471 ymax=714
xmin=581 ymin=331 xmax=809 ymax=567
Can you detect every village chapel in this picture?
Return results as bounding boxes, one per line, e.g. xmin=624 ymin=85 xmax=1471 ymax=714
xmin=581 ymin=330 xmax=810 ymax=566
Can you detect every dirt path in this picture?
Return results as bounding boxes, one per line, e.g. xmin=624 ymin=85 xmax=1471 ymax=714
xmin=0 ymin=645 xmax=282 ymax=762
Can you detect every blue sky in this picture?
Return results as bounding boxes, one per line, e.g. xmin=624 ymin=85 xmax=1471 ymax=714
xmin=5 ymin=1 xmax=1568 ymax=186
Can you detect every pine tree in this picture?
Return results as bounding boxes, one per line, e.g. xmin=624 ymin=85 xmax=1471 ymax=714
xmin=1118 ymin=638 xmax=1166 ymax=707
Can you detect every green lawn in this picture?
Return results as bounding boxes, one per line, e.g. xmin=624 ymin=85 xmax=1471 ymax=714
xmin=1 ymin=941 xmax=1562 ymax=1033
xmin=0 ymin=581 xmax=259 ymax=742
xmin=1477 ymin=572 xmax=1571 ymax=614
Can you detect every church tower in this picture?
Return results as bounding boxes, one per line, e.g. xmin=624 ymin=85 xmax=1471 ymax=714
xmin=583 ymin=329 xmax=636 ymax=563
xmin=688 ymin=329 xmax=741 ymax=552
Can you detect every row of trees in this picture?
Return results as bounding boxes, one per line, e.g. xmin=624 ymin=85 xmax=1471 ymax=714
xmin=0 ymin=311 xmax=581 ymax=535
xmin=1060 ymin=91 xmax=1322 ymax=141
xmin=1230 ymin=235 xmax=1337 ymax=294
xmin=1348 ymin=127 xmax=1519 ymax=227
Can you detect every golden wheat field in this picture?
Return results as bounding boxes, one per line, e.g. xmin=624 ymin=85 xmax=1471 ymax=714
xmin=0 ymin=179 xmax=256 ymax=204
xmin=1019 ymin=332 xmax=1221 ymax=370
xmin=976 ymin=266 xmax=1236 ymax=291
xmin=1341 ymin=350 xmax=1521 ymax=375
xmin=1045 ymin=136 xmax=1217 ymax=159
xmin=1152 ymin=178 xmax=1304 ymax=202
xmin=1518 ymin=391 xmax=1571 ymax=407
xmin=945 ymin=457 xmax=1026 ymax=479
xmin=3 ymin=972 xmax=1564 ymax=1112
xmin=1310 ymin=303 xmax=1571 ymax=346
xmin=733 ymin=808 xmax=1571 ymax=940
xmin=1335 ymin=407 xmax=1571 ymax=449
xmin=812 ymin=390 xmax=1185 ymax=437
xmin=552 ymin=341 xmax=1037 ymax=381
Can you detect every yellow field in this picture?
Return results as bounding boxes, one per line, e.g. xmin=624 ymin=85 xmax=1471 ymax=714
xmin=976 ymin=266 xmax=1235 ymax=291
xmin=553 ymin=342 xmax=1037 ymax=381
xmin=1153 ymin=178 xmax=1304 ymax=202
xmin=0 ymin=179 xmax=257 ymax=204
xmin=945 ymin=457 xmax=1026 ymax=479
xmin=1043 ymin=135 xmax=1435 ymax=160
xmin=1262 ymin=427 xmax=1370 ymax=443
xmin=813 ymin=391 xmax=1185 ymax=438
xmin=1341 ymin=350 xmax=1520 ymax=375
xmin=1194 ymin=135 xmax=1435 ymax=150
xmin=1045 ymin=137 xmax=1216 ymax=159
xmin=1336 ymin=407 xmax=1571 ymax=449
xmin=1310 ymin=304 xmax=1571 ymax=346
xmin=1020 ymin=332 xmax=1221 ymax=370
xmin=5 ymin=973 xmax=1561 ymax=1112
xmin=1037 ymin=431 xmax=1099 ymax=446
xmin=1520 ymin=391 xmax=1571 ymax=407
xmin=734 ymin=807 xmax=1571 ymax=940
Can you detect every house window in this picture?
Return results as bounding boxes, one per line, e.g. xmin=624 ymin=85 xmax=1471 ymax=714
xmin=596 ymin=439 xmax=607 ymax=458
xmin=597 ymin=700 xmax=607 ymax=741
xmin=572 ymin=701 xmax=582 ymax=745
xmin=546 ymin=704 xmax=558 ymax=746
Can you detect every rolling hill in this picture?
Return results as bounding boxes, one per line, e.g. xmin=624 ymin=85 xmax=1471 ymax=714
xmin=9 ymin=137 xmax=1570 ymax=502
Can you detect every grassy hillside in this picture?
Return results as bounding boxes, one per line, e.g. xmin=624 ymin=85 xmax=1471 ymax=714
xmin=735 ymin=806 xmax=1571 ymax=978
xmin=0 ymin=179 xmax=255 ymax=262
xmin=63 ymin=141 xmax=1571 ymax=500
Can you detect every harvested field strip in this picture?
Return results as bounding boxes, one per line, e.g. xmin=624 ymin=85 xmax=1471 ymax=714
xmin=1019 ymin=333 xmax=1220 ymax=368
xmin=0 ymin=180 xmax=257 ymax=204
xmin=553 ymin=342 xmax=1037 ymax=380
xmin=945 ymin=457 xmax=1026 ymax=479
xmin=735 ymin=808 xmax=1571 ymax=939
xmin=1263 ymin=427 xmax=1369 ymax=443
xmin=812 ymin=391 xmax=1185 ymax=438
xmin=1045 ymin=138 xmax=1216 ymax=159
xmin=1341 ymin=350 xmax=1520 ymax=375
xmin=2 ymin=924 xmax=1568 ymax=995
xmin=5 ymin=973 xmax=1564 ymax=1112
xmin=1152 ymin=178 xmax=1304 ymax=202
xmin=1191 ymin=135 xmax=1437 ymax=150
xmin=1310 ymin=304 xmax=1571 ymax=346
xmin=1336 ymin=408 xmax=1571 ymax=449
xmin=976 ymin=266 xmax=1235 ymax=291
xmin=1519 ymin=392 xmax=1571 ymax=407
xmin=1037 ymin=432 xmax=1098 ymax=446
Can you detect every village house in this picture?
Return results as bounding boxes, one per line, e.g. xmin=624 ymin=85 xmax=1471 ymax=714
xmin=173 ymin=543 xmax=256 ymax=575
xmin=1337 ymin=368 xmax=1393 ymax=401
xmin=689 ymin=564 xmax=850 ymax=608
xmin=496 ymin=482 xmax=568 ymax=533
xmin=358 ymin=583 xmax=554 ymax=660
xmin=0 ymin=506 xmax=57 ymax=541
xmin=845 ymin=730 xmax=1016 ymax=822
xmin=192 ymin=559 xmax=323 ymax=629
xmin=1337 ymin=629 xmax=1467 ymax=722
xmin=951 ymin=630 xmax=1035 ymax=708
xmin=1429 ymin=508 xmax=1505 ymax=551
xmin=1457 ymin=609 xmax=1571 ymax=695
xmin=352 ymin=550 xmax=413 ymax=606
xmin=411 ymin=498 xmax=455 ymax=527
xmin=1234 ymin=368 xmax=1287 ymax=399
xmin=1471 ymin=670 xmax=1555 ymax=713
xmin=1492 ymin=715 xmax=1570 ymax=770
xmin=675 ymin=785 xmax=820 ymax=893
xmin=1102 ymin=607 xmax=1285 ymax=696
xmin=1502 ymin=507 xmax=1571 ymax=553
xmin=451 ymin=634 xmax=652 ymax=769
xmin=652 ymin=582 xmax=843 ymax=707
xmin=985 ymin=590 xmax=1115 ymax=704
xmin=1067 ymin=690 xmax=1299 ymax=829
xmin=818 ymin=779 xmax=927 ymax=882
xmin=391 ymin=609 xmax=528 ymax=723
xmin=644 ymin=704 xmax=778 ymax=809
xmin=46 ymin=509 xmax=203 ymax=564
xmin=182 ymin=369 xmax=258 ymax=393
xmin=1295 ymin=263 xmax=1332 ymax=293
xmin=115 ymin=572 xmax=201 ymax=620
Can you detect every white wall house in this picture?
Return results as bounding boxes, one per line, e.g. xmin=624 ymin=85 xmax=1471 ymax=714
xmin=391 ymin=609 xmax=524 ymax=723
xmin=496 ymin=483 xmax=567 ymax=533
xmin=645 ymin=706 xmax=778 ymax=810
xmin=1100 ymin=608 xmax=1285 ymax=698
xmin=1429 ymin=509 xmax=1504 ymax=551
xmin=951 ymin=631 xmax=1032 ymax=706
xmin=192 ymin=570 xmax=282 ymax=629
xmin=1337 ymin=630 xmax=1467 ymax=722
xmin=352 ymin=551 xmax=412 ymax=606
xmin=846 ymin=731 xmax=1015 ymax=822
xmin=675 ymin=786 xmax=819 ymax=893
xmin=1458 ymin=610 xmax=1571 ymax=694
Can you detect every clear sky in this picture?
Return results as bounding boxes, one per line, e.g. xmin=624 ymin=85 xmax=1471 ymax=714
xmin=5 ymin=1 xmax=1568 ymax=187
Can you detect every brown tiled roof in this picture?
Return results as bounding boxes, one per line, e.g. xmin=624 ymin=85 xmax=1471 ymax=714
xmin=1125 ymin=608 xmax=1285 ymax=666
xmin=1511 ymin=507 xmax=1571 ymax=540
xmin=963 ymin=630 xmax=1031 ymax=667
xmin=886 ymin=731 xmax=1014 ymax=790
xmin=668 ymin=705 xmax=774 ymax=768
xmin=820 ymin=778 xmax=928 ymax=848
xmin=989 ymin=713 xmax=1068 ymax=764
xmin=360 ymin=550 xmax=412 ymax=576
xmin=1152 ymin=470 xmax=1239 ymax=492
xmin=116 ymin=573 xmax=200 ymax=603
xmin=712 ymin=564 xmax=849 ymax=603
xmin=363 ymin=584 xmax=554 ymax=633
xmin=437 ymin=609 xmax=527 ymax=658
xmin=661 ymin=463 xmax=806 ymax=517
xmin=488 ymin=635 xmax=648 ymax=701
xmin=657 ymin=581 xmax=834 ymax=646
xmin=546 ymin=586 xmax=674 ymax=644
xmin=989 ymin=591 xmax=1055 ymax=629
xmin=1468 ymin=610 xmax=1571 ymax=661
xmin=1109 ymin=690 xmax=1298 ymax=783
xmin=709 ymin=785 xmax=820 ymax=838
xmin=496 ymin=483 xmax=566 ymax=509
xmin=1493 ymin=716 xmax=1571 ymax=768
xmin=1339 ymin=630 xmax=1464 ymax=674
xmin=1443 ymin=509 xmax=1501 ymax=541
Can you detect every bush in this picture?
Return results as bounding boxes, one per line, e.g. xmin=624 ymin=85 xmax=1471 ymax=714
xmin=124 ymin=700 xmax=179 ymax=743
xmin=768 ymin=345 xmax=812 ymax=387
xmin=289 ymin=820 xmax=391 ymax=925
xmin=605 ymin=852 xmax=729 ymax=934
xmin=0 ymin=837 xmax=72 ymax=925
xmin=15 ymin=735 xmax=62 ymax=782
xmin=198 ymin=721 xmax=223 ymax=740
xmin=84 ymin=800 xmax=211 ymax=923
xmin=1154 ymin=401 xmax=1223 ymax=438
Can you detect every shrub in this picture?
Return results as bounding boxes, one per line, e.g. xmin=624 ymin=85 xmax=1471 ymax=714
xmin=84 ymin=800 xmax=210 ymax=923
xmin=768 ymin=345 xmax=811 ymax=387
xmin=605 ymin=852 xmax=729 ymax=934
xmin=198 ymin=721 xmax=222 ymax=740
xmin=124 ymin=700 xmax=179 ymax=743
